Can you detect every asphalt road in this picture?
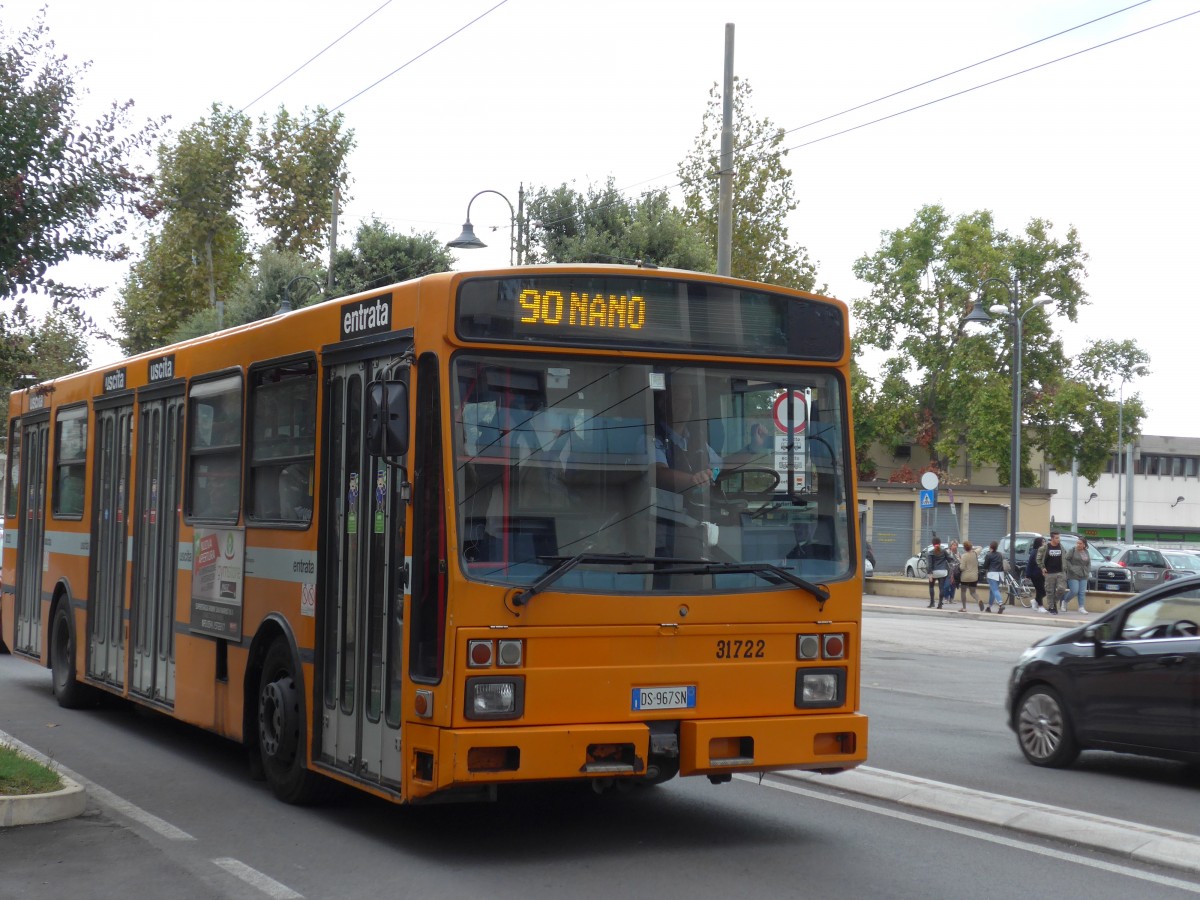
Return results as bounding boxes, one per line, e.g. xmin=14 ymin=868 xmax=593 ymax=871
xmin=1 ymin=607 xmax=1198 ymax=899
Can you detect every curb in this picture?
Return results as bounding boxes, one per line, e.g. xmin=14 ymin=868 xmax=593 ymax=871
xmin=864 ymin=599 xmax=1087 ymax=627
xmin=0 ymin=738 xmax=87 ymax=828
xmin=779 ymin=766 xmax=1200 ymax=875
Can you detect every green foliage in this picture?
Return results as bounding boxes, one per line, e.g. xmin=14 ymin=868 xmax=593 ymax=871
xmin=524 ymin=180 xmax=713 ymax=271
xmin=851 ymin=203 xmax=1137 ymax=485
xmin=166 ymin=249 xmax=324 ymax=344
xmin=0 ymin=304 xmax=91 ymax=426
xmin=330 ymin=218 xmax=453 ymax=296
xmin=115 ymin=103 xmax=355 ymax=353
xmin=0 ymin=9 xmax=162 ymax=306
xmin=252 ymin=106 xmax=354 ymax=259
xmin=678 ymin=78 xmax=817 ymax=290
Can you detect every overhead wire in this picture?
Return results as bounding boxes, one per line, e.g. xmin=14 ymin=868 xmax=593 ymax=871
xmin=239 ymin=0 xmax=396 ymax=113
xmin=529 ymin=4 xmax=1198 ymax=235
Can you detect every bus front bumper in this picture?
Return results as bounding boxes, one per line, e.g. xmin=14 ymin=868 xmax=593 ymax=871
xmin=425 ymin=713 xmax=868 ymax=789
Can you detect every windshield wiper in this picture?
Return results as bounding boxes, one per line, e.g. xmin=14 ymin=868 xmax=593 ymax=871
xmin=510 ymin=554 xmax=831 ymax=610
xmin=650 ymin=560 xmax=831 ymax=610
xmin=511 ymin=553 xmax=710 ymax=607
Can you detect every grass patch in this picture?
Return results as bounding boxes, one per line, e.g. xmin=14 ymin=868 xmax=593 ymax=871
xmin=0 ymin=744 xmax=63 ymax=796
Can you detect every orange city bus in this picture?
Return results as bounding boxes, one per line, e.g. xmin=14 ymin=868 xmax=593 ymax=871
xmin=2 ymin=264 xmax=867 ymax=804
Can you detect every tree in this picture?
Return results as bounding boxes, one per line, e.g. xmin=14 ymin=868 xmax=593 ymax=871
xmin=113 ymin=105 xmax=252 ymax=354
xmin=252 ymin=106 xmax=354 ymax=259
xmin=165 ymin=249 xmax=324 ymax=344
xmin=678 ymin=78 xmax=818 ymax=290
xmin=524 ymin=180 xmax=713 ymax=271
xmin=0 ymin=306 xmax=91 ymax=426
xmin=851 ymin=204 xmax=1142 ymax=486
xmin=114 ymin=104 xmax=355 ymax=354
xmin=1 ymin=10 xmax=161 ymax=306
xmin=330 ymin=218 xmax=453 ymax=296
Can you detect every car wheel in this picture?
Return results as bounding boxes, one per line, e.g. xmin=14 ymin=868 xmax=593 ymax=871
xmin=906 ymin=566 xmax=915 ymax=578
xmin=1015 ymin=685 xmax=1079 ymax=768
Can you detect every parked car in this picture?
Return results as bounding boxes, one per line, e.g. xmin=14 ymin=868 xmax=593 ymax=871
xmin=1006 ymin=576 xmax=1200 ymax=768
xmin=1162 ymin=550 xmax=1200 ymax=577
xmin=1108 ymin=545 xmax=1172 ymax=591
xmin=863 ymin=556 xmax=874 ymax=578
xmin=904 ymin=545 xmax=935 ymax=578
xmin=997 ymin=531 xmax=1042 ymax=570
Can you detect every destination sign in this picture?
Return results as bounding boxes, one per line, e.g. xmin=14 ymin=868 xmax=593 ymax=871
xmin=456 ymin=275 xmax=844 ymax=360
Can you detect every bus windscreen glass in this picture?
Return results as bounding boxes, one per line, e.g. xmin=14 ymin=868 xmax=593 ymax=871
xmin=456 ymin=275 xmax=844 ymax=360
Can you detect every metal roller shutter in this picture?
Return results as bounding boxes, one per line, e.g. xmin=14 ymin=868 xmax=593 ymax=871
xmin=871 ymin=501 xmax=915 ymax=573
xmin=968 ymin=505 xmax=1009 ymax=549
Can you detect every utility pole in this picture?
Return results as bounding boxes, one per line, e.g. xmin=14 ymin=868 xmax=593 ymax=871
xmin=716 ymin=23 xmax=735 ymax=277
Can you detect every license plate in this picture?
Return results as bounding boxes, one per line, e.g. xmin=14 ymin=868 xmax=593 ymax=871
xmin=1105 ymin=584 xmax=1119 ymax=590
xmin=632 ymin=686 xmax=696 ymax=711
xmin=1138 ymin=572 xmax=1156 ymax=579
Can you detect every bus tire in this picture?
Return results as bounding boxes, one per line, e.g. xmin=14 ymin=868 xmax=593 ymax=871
xmin=50 ymin=602 xmax=93 ymax=709
xmin=257 ymin=637 xmax=325 ymax=804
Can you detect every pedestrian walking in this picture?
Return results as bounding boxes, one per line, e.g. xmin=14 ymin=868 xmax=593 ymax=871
xmin=1037 ymin=531 xmax=1067 ymax=614
xmin=1062 ymin=536 xmax=1092 ymax=614
xmin=943 ymin=539 xmax=961 ymax=604
xmin=1026 ymin=536 xmax=1047 ymax=612
xmin=957 ymin=541 xmax=980 ymax=611
xmin=983 ymin=540 xmax=1005 ymax=613
xmin=926 ymin=537 xmax=952 ymax=609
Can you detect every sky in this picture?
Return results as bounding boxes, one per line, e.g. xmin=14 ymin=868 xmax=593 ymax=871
xmin=5 ymin=0 xmax=1198 ymax=435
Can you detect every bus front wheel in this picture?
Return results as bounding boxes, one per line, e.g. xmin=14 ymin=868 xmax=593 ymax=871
xmin=257 ymin=637 xmax=324 ymax=804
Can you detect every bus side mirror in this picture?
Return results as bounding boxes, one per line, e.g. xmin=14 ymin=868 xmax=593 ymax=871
xmin=368 ymin=380 xmax=409 ymax=457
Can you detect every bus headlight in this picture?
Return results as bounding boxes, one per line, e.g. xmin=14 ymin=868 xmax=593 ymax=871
xmin=465 ymin=676 xmax=525 ymax=720
xmin=795 ymin=668 xmax=844 ymax=708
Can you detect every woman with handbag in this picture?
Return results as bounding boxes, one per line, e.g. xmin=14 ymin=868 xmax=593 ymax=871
xmin=926 ymin=537 xmax=952 ymax=609
xmin=957 ymin=541 xmax=980 ymax=611
xmin=1026 ymin=536 xmax=1047 ymax=611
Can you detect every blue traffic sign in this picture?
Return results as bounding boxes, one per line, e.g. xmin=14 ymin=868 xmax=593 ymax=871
xmin=919 ymin=489 xmax=937 ymax=509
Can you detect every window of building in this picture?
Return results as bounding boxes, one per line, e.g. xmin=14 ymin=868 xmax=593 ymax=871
xmin=247 ymin=359 xmax=317 ymax=525
xmin=187 ymin=374 xmax=243 ymax=522
xmin=53 ymin=406 xmax=88 ymax=518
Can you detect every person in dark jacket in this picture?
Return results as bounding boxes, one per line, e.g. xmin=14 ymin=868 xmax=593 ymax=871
xmin=926 ymin=537 xmax=952 ymax=609
xmin=982 ymin=540 xmax=1006 ymax=613
xmin=1026 ymin=536 xmax=1047 ymax=612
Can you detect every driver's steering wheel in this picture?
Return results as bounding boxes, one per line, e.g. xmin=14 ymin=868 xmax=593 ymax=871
xmin=714 ymin=465 xmax=782 ymax=497
xmin=1169 ymin=619 xmax=1200 ymax=637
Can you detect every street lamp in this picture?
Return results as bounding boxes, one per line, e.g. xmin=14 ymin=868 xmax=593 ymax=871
xmin=446 ymin=186 xmax=525 ymax=266
xmin=278 ymin=274 xmax=324 ymax=315
xmin=966 ymin=278 xmax=1051 ymax=575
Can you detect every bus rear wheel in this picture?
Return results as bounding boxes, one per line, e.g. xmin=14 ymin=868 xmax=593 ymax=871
xmin=257 ymin=637 xmax=325 ymax=804
xmin=50 ymin=602 xmax=93 ymax=709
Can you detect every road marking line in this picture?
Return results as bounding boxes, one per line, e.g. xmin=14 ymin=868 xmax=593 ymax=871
xmin=0 ymin=728 xmax=193 ymax=841
xmin=740 ymin=774 xmax=1200 ymax=893
xmin=212 ymin=858 xmax=304 ymax=899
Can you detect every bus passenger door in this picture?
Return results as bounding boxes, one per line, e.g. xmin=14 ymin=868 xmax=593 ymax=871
xmin=89 ymin=403 xmax=132 ymax=688
xmin=131 ymin=395 xmax=184 ymax=704
xmin=320 ymin=357 xmax=407 ymax=789
xmin=14 ymin=417 xmax=49 ymax=655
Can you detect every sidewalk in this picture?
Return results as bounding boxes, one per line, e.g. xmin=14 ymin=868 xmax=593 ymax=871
xmin=863 ymin=589 xmax=1097 ymax=626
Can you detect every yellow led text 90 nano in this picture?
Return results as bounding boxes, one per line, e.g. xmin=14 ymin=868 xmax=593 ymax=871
xmin=518 ymin=289 xmax=646 ymax=329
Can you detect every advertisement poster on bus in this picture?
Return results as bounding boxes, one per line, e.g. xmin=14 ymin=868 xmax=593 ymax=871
xmin=190 ymin=527 xmax=246 ymax=639
xmin=771 ymin=388 xmax=811 ymax=491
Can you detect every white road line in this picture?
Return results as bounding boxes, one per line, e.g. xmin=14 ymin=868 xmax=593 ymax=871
xmin=739 ymin=774 xmax=1200 ymax=894
xmin=212 ymin=858 xmax=304 ymax=899
xmin=0 ymin=728 xmax=193 ymax=841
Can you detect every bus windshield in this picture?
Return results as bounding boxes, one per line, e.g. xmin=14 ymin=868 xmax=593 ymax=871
xmin=452 ymin=355 xmax=851 ymax=593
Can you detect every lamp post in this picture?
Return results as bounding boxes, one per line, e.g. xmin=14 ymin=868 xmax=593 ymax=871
xmin=278 ymin=274 xmax=324 ymax=315
xmin=964 ymin=278 xmax=1051 ymax=575
xmin=446 ymin=186 xmax=525 ymax=265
